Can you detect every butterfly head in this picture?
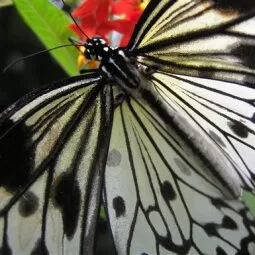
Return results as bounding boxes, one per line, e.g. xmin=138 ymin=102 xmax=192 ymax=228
xmin=84 ymin=36 xmax=110 ymax=61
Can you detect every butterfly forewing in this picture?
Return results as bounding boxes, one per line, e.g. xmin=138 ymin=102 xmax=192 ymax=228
xmin=129 ymin=0 xmax=255 ymax=86
xmin=104 ymin=97 xmax=255 ymax=254
xmin=0 ymin=74 xmax=113 ymax=254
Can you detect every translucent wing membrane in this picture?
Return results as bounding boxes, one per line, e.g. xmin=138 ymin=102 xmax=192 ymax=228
xmin=150 ymin=72 xmax=255 ymax=193
xmin=128 ymin=0 xmax=255 ymax=86
xmin=1 ymin=0 xmax=255 ymax=254
xmin=104 ymin=96 xmax=255 ymax=255
xmin=0 ymin=74 xmax=113 ymax=254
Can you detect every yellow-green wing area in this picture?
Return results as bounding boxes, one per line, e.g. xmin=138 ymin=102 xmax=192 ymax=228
xmin=128 ymin=0 xmax=255 ymax=86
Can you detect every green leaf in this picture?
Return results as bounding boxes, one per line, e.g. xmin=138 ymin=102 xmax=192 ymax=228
xmin=13 ymin=0 xmax=79 ymax=76
xmin=0 ymin=0 xmax=13 ymax=7
xmin=243 ymin=191 xmax=255 ymax=216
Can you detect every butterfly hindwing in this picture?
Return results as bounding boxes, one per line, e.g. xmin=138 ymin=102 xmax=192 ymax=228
xmin=0 ymin=74 xmax=113 ymax=254
xmin=148 ymin=71 xmax=255 ymax=192
xmin=104 ymin=97 xmax=255 ymax=254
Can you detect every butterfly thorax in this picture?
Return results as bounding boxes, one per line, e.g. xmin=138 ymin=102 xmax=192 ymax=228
xmin=85 ymin=37 xmax=109 ymax=61
xmin=85 ymin=37 xmax=142 ymax=96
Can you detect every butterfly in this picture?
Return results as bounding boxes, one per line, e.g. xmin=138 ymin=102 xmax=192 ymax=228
xmin=1 ymin=0 xmax=255 ymax=254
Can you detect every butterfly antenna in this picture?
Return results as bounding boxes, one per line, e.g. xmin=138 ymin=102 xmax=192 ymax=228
xmin=60 ymin=0 xmax=90 ymax=40
xmin=2 ymin=44 xmax=77 ymax=74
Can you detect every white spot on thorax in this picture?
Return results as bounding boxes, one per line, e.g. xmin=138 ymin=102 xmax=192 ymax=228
xmin=118 ymin=50 xmax=126 ymax=59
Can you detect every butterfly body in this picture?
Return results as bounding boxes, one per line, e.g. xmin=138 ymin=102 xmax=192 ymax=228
xmin=1 ymin=0 xmax=255 ymax=254
xmin=85 ymin=37 xmax=143 ymax=97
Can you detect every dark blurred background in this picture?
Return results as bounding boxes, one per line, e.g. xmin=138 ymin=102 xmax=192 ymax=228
xmin=0 ymin=5 xmax=67 ymax=111
xmin=0 ymin=5 xmax=114 ymax=254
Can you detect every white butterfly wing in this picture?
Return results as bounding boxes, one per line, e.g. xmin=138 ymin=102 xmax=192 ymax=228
xmin=104 ymin=97 xmax=255 ymax=254
xmin=148 ymin=72 xmax=255 ymax=194
xmin=1 ymin=1 xmax=255 ymax=254
xmin=0 ymin=74 xmax=113 ymax=254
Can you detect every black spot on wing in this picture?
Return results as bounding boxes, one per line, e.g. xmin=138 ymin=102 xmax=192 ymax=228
xmin=107 ymin=149 xmax=122 ymax=167
xmin=240 ymin=237 xmax=255 ymax=255
xmin=0 ymin=121 xmax=33 ymax=192
xmin=18 ymin=191 xmax=39 ymax=217
xmin=204 ymin=216 xmax=238 ymax=237
xmin=232 ymin=44 xmax=255 ymax=69
xmin=112 ymin=196 xmax=126 ymax=217
xmin=213 ymin=0 xmax=254 ymax=12
xmin=30 ymin=238 xmax=49 ymax=255
xmin=222 ymin=215 xmax=238 ymax=229
xmin=211 ymin=198 xmax=227 ymax=209
xmin=204 ymin=222 xmax=218 ymax=236
xmin=216 ymin=246 xmax=227 ymax=255
xmin=228 ymin=120 xmax=249 ymax=138
xmin=242 ymin=239 xmax=255 ymax=253
xmin=237 ymin=209 xmax=255 ymax=253
xmin=209 ymin=130 xmax=226 ymax=148
xmin=161 ymin=181 xmax=176 ymax=201
xmin=53 ymin=172 xmax=81 ymax=239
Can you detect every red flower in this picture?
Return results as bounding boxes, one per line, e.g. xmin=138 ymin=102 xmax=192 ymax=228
xmin=69 ymin=0 xmax=109 ymax=40
xmin=69 ymin=0 xmax=149 ymax=69
xmin=69 ymin=0 xmax=147 ymax=47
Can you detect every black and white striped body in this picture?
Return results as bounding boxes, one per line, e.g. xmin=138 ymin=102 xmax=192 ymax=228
xmin=85 ymin=37 xmax=142 ymax=97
